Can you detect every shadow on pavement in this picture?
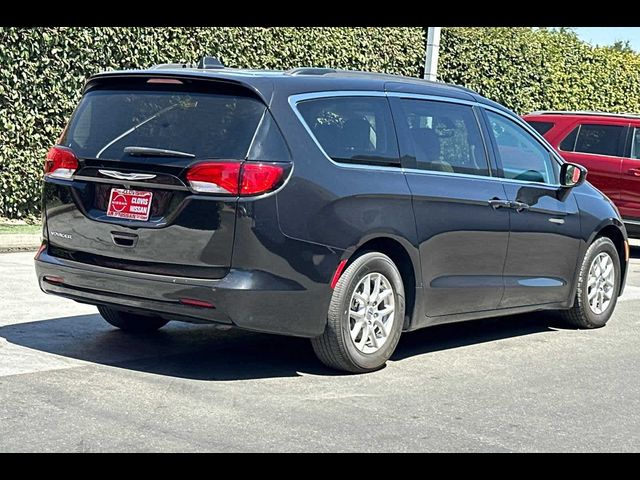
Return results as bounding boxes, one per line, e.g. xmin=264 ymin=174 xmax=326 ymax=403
xmin=0 ymin=311 xmax=559 ymax=381
xmin=392 ymin=311 xmax=559 ymax=361
xmin=630 ymin=245 xmax=640 ymax=260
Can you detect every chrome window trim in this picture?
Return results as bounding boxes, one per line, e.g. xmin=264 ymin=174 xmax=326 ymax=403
xmin=480 ymin=106 xmax=563 ymax=188
xmin=632 ymin=127 xmax=640 ymax=160
xmin=287 ymin=90 xmax=565 ymax=187
xmin=393 ymin=94 xmax=494 ymax=178
xmin=385 ymin=91 xmax=477 ymax=106
xmin=392 ymin=167 xmax=501 ymax=182
xmin=288 ymin=91 xmax=401 ymax=174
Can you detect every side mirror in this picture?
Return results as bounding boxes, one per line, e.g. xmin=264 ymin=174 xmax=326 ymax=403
xmin=560 ymin=162 xmax=587 ymax=188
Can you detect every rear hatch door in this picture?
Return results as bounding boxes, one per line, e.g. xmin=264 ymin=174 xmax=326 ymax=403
xmin=45 ymin=75 xmax=267 ymax=279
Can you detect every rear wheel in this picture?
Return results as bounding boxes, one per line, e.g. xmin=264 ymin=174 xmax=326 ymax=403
xmin=560 ymin=237 xmax=620 ymax=329
xmin=311 ymin=252 xmax=405 ymax=373
xmin=98 ymin=306 xmax=169 ymax=333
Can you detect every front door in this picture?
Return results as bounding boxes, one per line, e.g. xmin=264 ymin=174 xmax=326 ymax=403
xmin=391 ymin=97 xmax=510 ymax=317
xmin=484 ymin=110 xmax=582 ymax=307
xmin=620 ymin=126 xmax=640 ymax=221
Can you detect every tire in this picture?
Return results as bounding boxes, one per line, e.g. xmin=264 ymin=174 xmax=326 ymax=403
xmin=311 ymin=252 xmax=405 ymax=373
xmin=560 ymin=237 xmax=621 ymax=329
xmin=98 ymin=306 xmax=169 ymax=333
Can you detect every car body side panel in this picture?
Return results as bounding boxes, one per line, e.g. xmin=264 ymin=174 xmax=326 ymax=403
xmin=405 ymin=172 xmax=511 ymax=316
xmin=561 ymin=150 xmax=624 ymax=207
xmin=572 ymin=181 xmax=628 ymax=292
xmin=226 ymin=194 xmax=340 ymax=336
xmin=499 ymin=183 xmax=582 ymax=307
xmin=619 ymin=155 xmax=640 ymax=220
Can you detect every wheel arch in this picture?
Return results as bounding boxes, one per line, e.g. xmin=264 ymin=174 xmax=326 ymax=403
xmin=339 ymin=235 xmax=421 ymax=330
xmin=593 ymin=223 xmax=627 ymax=295
xmin=582 ymin=219 xmax=627 ymax=298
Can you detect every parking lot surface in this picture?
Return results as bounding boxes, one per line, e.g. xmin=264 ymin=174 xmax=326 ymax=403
xmin=2 ymin=250 xmax=640 ymax=452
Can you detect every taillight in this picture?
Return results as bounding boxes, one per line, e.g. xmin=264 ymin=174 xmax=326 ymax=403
xmin=44 ymin=146 xmax=78 ymax=179
xmin=186 ymin=161 xmax=285 ymax=196
xmin=186 ymin=162 xmax=241 ymax=194
xmin=240 ymin=163 xmax=285 ymax=195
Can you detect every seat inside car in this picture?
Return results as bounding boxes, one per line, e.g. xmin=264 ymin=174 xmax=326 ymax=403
xmin=342 ymin=117 xmax=373 ymax=152
xmin=411 ymin=128 xmax=454 ymax=173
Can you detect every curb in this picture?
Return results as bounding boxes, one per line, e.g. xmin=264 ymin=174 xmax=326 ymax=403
xmin=0 ymin=234 xmax=41 ymax=253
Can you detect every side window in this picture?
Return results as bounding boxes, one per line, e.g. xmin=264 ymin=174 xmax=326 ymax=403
xmin=296 ymin=96 xmax=399 ymax=167
xmin=632 ymin=128 xmax=640 ymax=159
xmin=397 ymin=99 xmax=490 ymax=176
xmin=559 ymin=125 xmax=579 ymax=152
xmin=525 ymin=120 xmax=555 ymax=136
xmin=574 ymin=124 xmax=625 ymax=156
xmin=561 ymin=123 xmax=626 ymax=156
xmin=486 ymin=111 xmax=558 ymax=184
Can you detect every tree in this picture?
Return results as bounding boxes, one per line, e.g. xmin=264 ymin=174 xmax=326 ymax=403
xmin=611 ymin=40 xmax=634 ymax=53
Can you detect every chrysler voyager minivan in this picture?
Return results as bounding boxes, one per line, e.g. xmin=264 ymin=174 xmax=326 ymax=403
xmin=35 ymin=60 xmax=628 ymax=372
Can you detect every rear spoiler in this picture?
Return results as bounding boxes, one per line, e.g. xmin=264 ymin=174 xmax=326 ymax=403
xmin=84 ymin=70 xmax=272 ymax=105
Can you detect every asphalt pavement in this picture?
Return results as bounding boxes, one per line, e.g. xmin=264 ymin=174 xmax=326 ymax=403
xmin=2 ymin=249 xmax=640 ymax=452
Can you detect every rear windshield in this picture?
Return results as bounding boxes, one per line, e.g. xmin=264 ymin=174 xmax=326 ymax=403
xmin=60 ymin=87 xmax=267 ymax=160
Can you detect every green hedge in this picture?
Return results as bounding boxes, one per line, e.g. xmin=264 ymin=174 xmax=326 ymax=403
xmin=2 ymin=27 xmax=640 ymax=219
xmin=439 ymin=27 xmax=640 ymax=115
xmin=0 ymin=27 xmax=425 ymax=219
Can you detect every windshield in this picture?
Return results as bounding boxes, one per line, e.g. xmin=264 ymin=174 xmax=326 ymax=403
xmin=60 ymin=88 xmax=266 ymax=160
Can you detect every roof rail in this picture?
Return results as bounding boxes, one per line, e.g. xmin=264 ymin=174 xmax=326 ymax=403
xmin=287 ymin=67 xmax=337 ymax=76
xmin=150 ymin=63 xmax=193 ymax=70
xmin=530 ymin=110 xmax=640 ymax=120
xmin=151 ymin=56 xmax=225 ymax=71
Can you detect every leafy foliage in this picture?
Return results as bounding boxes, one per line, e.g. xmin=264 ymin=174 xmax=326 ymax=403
xmin=0 ymin=27 xmax=425 ymax=218
xmin=3 ymin=26 xmax=640 ymax=218
xmin=439 ymin=27 xmax=640 ymax=115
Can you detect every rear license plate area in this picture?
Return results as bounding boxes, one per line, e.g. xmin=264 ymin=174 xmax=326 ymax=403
xmin=106 ymin=188 xmax=153 ymax=221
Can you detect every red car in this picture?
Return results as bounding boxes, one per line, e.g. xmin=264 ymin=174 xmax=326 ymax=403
xmin=523 ymin=111 xmax=640 ymax=237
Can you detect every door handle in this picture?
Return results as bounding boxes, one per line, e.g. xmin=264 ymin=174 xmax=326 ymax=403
xmin=111 ymin=231 xmax=138 ymax=248
xmin=628 ymin=168 xmax=640 ymax=177
xmin=488 ymin=198 xmax=510 ymax=209
xmin=510 ymin=201 xmax=530 ymax=212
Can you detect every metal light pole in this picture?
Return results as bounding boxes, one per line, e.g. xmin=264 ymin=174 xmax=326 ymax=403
xmin=424 ymin=27 xmax=441 ymax=81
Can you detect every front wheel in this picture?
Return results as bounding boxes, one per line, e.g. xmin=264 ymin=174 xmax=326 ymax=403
xmin=311 ymin=252 xmax=405 ymax=373
xmin=560 ymin=236 xmax=621 ymax=329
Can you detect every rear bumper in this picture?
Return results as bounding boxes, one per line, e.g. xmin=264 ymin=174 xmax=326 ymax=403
xmin=35 ymin=249 xmax=330 ymax=337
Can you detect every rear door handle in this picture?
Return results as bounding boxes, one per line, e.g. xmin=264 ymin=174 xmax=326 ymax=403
xmin=488 ymin=198 xmax=511 ymax=209
xmin=628 ymin=168 xmax=640 ymax=177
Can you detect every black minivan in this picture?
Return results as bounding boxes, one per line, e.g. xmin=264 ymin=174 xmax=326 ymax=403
xmin=35 ymin=61 xmax=629 ymax=372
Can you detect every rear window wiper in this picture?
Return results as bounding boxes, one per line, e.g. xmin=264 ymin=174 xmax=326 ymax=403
xmin=124 ymin=146 xmax=195 ymax=158
xmin=96 ymin=103 xmax=181 ymax=159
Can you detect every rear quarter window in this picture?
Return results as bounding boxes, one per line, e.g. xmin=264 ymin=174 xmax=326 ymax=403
xmin=296 ymin=96 xmax=400 ymax=167
xmin=525 ymin=120 xmax=555 ymax=136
